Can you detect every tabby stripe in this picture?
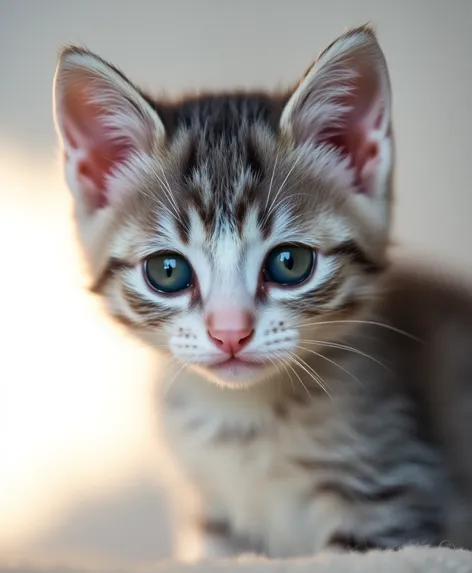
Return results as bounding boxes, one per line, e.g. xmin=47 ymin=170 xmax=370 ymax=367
xmin=314 ymin=481 xmax=410 ymax=503
xmin=327 ymin=532 xmax=389 ymax=552
xmin=292 ymin=457 xmax=354 ymax=473
xmin=326 ymin=240 xmax=386 ymax=273
xmin=305 ymin=269 xmax=343 ymax=307
xmin=285 ymin=268 xmax=343 ymax=316
xmin=90 ymin=258 xmax=133 ymax=294
xmin=235 ymin=183 xmax=259 ymax=235
xmin=174 ymin=209 xmax=190 ymax=244
xmin=245 ymin=136 xmax=264 ymax=182
xmin=121 ymin=286 xmax=173 ymax=327
xmin=258 ymin=207 xmax=274 ymax=240
xmin=187 ymin=189 xmax=213 ymax=229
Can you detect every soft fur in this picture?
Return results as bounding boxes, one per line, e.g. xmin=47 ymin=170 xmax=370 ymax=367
xmin=53 ymin=25 xmax=472 ymax=560
xmin=3 ymin=547 xmax=472 ymax=572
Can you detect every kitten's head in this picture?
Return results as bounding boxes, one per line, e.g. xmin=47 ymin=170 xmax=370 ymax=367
xmin=53 ymin=26 xmax=393 ymax=387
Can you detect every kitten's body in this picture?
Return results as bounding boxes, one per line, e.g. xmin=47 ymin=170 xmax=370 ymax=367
xmin=52 ymin=26 xmax=472 ymax=559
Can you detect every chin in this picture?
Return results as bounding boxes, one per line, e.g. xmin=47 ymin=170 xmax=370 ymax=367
xmin=193 ymin=358 xmax=277 ymax=389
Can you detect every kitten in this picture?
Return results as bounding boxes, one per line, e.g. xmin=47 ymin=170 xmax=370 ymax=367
xmin=52 ymin=25 xmax=472 ymax=559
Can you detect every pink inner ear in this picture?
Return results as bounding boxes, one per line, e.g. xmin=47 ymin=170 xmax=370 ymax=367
xmin=317 ymin=64 xmax=385 ymax=193
xmin=61 ymin=79 xmax=134 ymax=209
xmin=326 ymin=128 xmax=380 ymax=191
xmin=77 ymin=140 xmax=131 ymax=209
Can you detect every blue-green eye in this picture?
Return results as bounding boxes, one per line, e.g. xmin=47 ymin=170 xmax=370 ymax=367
xmin=144 ymin=252 xmax=193 ymax=293
xmin=264 ymin=245 xmax=315 ymax=286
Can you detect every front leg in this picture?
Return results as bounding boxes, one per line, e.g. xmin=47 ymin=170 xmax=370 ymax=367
xmin=172 ymin=493 xmax=261 ymax=561
xmin=175 ymin=514 xmax=260 ymax=561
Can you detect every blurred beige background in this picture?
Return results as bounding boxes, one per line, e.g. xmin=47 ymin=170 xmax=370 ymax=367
xmin=1 ymin=0 xmax=472 ymax=567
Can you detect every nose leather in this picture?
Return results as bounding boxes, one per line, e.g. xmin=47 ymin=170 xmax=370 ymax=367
xmin=206 ymin=309 xmax=254 ymax=355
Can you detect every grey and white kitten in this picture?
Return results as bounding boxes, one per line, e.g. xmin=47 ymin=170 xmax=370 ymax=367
xmin=53 ymin=26 xmax=472 ymax=559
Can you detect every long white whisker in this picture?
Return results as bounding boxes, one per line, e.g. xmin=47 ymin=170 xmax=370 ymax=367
xmin=164 ymin=362 xmax=187 ymax=397
xmin=287 ymin=351 xmax=331 ymax=398
xmin=267 ymin=356 xmax=281 ymax=375
xmin=147 ymin=164 xmax=186 ymax=228
xmin=157 ymin=181 xmax=185 ymax=225
xmin=297 ymin=319 xmax=421 ymax=342
xmin=158 ymin=164 xmax=182 ymax=217
xmin=276 ymin=355 xmax=295 ymax=392
xmin=140 ymin=172 xmax=184 ymax=227
xmin=266 ymin=356 xmax=284 ymax=396
xmin=138 ymin=189 xmax=176 ymax=221
xmin=266 ymin=154 xmax=302 ymax=217
xmin=299 ymin=339 xmax=394 ymax=375
xmin=262 ymin=191 xmax=309 ymax=229
xmin=292 ymin=352 xmax=332 ymax=398
xmin=264 ymin=151 xmax=279 ymax=209
xmin=294 ymin=343 xmax=363 ymax=387
xmin=281 ymin=355 xmax=313 ymax=401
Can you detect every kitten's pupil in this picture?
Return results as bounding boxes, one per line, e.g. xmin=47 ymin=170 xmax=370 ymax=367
xmin=164 ymin=258 xmax=176 ymax=278
xmin=280 ymin=252 xmax=294 ymax=271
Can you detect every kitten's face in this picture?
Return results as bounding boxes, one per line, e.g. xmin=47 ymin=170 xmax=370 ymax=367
xmin=53 ymin=26 xmax=393 ymax=387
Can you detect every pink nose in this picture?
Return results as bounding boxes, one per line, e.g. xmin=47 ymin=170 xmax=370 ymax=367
xmin=207 ymin=328 xmax=254 ymax=355
xmin=206 ymin=310 xmax=254 ymax=355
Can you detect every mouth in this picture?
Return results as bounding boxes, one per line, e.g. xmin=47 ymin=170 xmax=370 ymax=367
xmin=208 ymin=355 xmax=264 ymax=369
xmin=203 ymin=355 xmax=270 ymax=385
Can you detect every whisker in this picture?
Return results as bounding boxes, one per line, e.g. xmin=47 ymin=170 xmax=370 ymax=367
xmin=261 ymin=154 xmax=303 ymax=229
xmin=292 ymin=352 xmax=332 ymax=398
xmin=297 ymin=319 xmax=421 ymax=342
xmin=137 ymin=187 xmax=189 ymax=237
xmin=299 ymin=339 xmax=394 ymax=375
xmin=164 ymin=362 xmax=187 ymax=397
xmin=275 ymin=191 xmax=318 ymax=203
xmin=138 ymin=188 xmax=175 ymax=219
xmin=267 ymin=356 xmax=280 ymax=375
xmin=287 ymin=351 xmax=332 ymax=398
xmin=281 ymin=355 xmax=313 ymax=401
xmin=265 ymin=193 xmax=307 ymax=227
xmin=154 ymin=164 xmax=177 ymax=207
xmin=266 ymin=153 xmax=303 ymax=220
xmin=266 ymin=356 xmax=285 ymax=396
xmin=264 ymin=151 xmax=279 ymax=209
xmin=277 ymin=355 xmax=295 ymax=392
xmin=157 ymin=163 xmax=181 ymax=212
xmin=294 ymin=343 xmax=364 ymax=387
xmin=148 ymin=165 xmax=187 ymax=228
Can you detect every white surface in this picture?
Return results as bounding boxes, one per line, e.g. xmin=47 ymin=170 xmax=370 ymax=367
xmin=1 ymin=0 xmax=472 ymax=565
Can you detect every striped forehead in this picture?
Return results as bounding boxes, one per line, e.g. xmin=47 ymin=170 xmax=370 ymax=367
xmin=186 ymin=139 xmax=261 ymax=214
xmin=188 ymin=203 xmax=263 ymax=261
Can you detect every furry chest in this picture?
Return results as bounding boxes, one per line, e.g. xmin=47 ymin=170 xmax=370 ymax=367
xmin=163 ymin=393 xmax=343 ymax=556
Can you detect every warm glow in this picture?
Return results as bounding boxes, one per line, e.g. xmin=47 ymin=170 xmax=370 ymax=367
xmin=0 ymin=144 xmax=160 ymax=550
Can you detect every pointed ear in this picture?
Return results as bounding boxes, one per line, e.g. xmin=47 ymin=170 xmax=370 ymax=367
xmin=53 ymin=46 xmax=165 ymax=213
xmin=280 ymin=26 xmax=392 ymax=197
